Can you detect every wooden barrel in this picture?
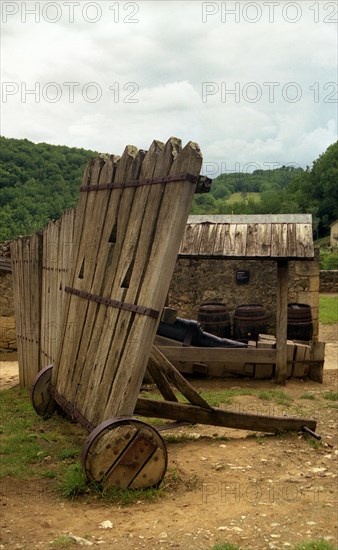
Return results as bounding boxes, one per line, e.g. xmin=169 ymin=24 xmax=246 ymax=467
xmin=233 ymin=304 xmax=268 ymax=341
xmin=197 ymin=302 xmax=231 ymax=338
xmin=287 ymin=303 xmax=313 ymax=341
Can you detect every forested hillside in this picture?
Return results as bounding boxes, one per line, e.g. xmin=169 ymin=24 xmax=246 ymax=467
xmin=0 ymin=137 xmax=337 ymax=241
xmin=0 ymin=137 xmax=98 ymax=240
xmin=191 ymin=140 xmax=338 ymax=239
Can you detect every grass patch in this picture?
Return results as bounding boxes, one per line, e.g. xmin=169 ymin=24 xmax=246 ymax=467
xmin=200 ymin=388 xmax=259 ymax=407
xmin=322 ymin=391 xmax=338 ymax=401
xmin=294 ymin=540 xmax=337 ymax=550
xmin=300 ymin=392 xmax=317 ymax=400
xmin=57 ymin=448 xmax=81 ymax=460
xmin=0 ymin=387 xmax=84 ymax=484
xmin=257 ymin=389 xmax=292 ymax=406
xmin=319 ymin=295 xmax=338 ymax=324
xmin=50 ymin=535 xmax=74 ymax=548
xmin=319 ymin=250 xmax=338 ymax=270
xmin=0 ymin=386 xmax=199 ymax=505
xmin=57 ymin=464 xmax=88 ymax=499
xmin=100 ymin=484 xmax=163 ymax=505
xmin=226 ymin=192 xmax=260 ymax=204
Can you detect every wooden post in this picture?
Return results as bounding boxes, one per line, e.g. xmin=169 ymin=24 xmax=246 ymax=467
xmin=275 ymin=260 xmax=288 ymax=385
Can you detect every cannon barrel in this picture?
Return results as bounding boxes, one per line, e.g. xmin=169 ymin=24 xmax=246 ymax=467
xmin=157 ymin=317 xmax=246 ymax=348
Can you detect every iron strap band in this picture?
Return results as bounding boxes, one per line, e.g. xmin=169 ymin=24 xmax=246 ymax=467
xmin=64 ymin=286 xmax=160 ymax=320
xmin=49 ymin=384 xmax=94 ymax=432
xmin=80 ymin=172 xmax=199 ymax=192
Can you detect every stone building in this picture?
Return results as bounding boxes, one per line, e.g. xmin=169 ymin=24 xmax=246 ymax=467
xmin=169 ymin=214 xmax=319 ymax=340
xmin=0 ymin=214 xmax=320 ymax=350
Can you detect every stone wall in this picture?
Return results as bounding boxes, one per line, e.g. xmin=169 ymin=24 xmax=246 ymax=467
xmin=0 ymin=243 xmax=321 ymax=350
xmin=169 ymin=249 xmax=320 ymax=340
xmin=0 ymin=241 xmax=16 ymax=350
xmin=320 ymin=270 xmax=338 ymax=293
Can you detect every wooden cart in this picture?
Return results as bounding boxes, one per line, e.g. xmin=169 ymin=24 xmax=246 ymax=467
xmin=12 ymin=137 xmax=317 ymax=491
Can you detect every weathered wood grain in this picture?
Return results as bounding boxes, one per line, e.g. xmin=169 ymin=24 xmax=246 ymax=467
xmin=150 ymin=346 xmax=212 ymax=409
xmin=158 ymin=346 xmax=276 ymax=363
xmin=179 ymin=220 xmax=314 ymax=259
xmin=275 ymin=260 xmax=289 ymax=385
xmin=52 ymin=160 xmax=95 ymax=387
xmin=135 ymin=398 xmax=317 ymax=433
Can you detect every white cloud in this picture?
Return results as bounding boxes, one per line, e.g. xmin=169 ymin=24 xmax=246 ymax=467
xmin=1 ymin=0 xmax=337 ymax=172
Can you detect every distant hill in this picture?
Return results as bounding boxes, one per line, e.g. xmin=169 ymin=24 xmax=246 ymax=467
xmin=191 ymin=141 xmax=338 ymax=238
xmin=1 ymin=136 xmax=337 ymax=240
xmin=191 ymin=165 xmax=304 ymax=216
xmin=0 ymin=137 xmax=98 ymax=240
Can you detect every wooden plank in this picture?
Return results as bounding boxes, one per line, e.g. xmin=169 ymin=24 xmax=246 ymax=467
xmin=98 ymin=140 xmax=202 ymax=422
xmin=154 ymin=335 xmax=181 ymax=347
xmin=52 ymin=160 xmax=96 ymax=387
xmin=293 ymin=343 xmax=311 ymax=378
xmin=151 ymin=346 xmax=212 ymax=409
xmin=271 ymin=224 xmax=288 ymax=257
xmin=135 ymin=398 xmax=317 ymax=433
xmin=308 ymin=341 xmax=325 ymax=383
xmin=296 ymin=223 xmax=314 ymax=258
xmin=199 ymin=223 xmax=218 ymax=256
xmin=22 ymin=237 xmax=31 ymax=387
xmin=66 ymin=155 xmax=122 ymax=403
xmin=51 ymin=220 xmax=60 ymax=364
xmin=77 ymin=145 xmax=158 ymax=414
xmin=10 ymin=239 xmax=24 ymax=384
xmin=29 ymin=232 xmax=42 ymax=386
xmin=52 ymin=138 xmax=203 ymax=427
xmin=287 ymin=223 xmax=297 ymax=257
xmin=147 ymin=356 xmax=178 ymax=402
xmin=58 ymin=209 xmax=76 ymax=357
xmin=166 ymin=359 xmax=255 ymax=378
xmin=222 ymin=224 xmax=237 ymax=256
xmin=84 ymin=140 xmax=183 ymax=417
xmin=233 ymin=224 xmax=247 ymax=256
xmin=54 ymin=157 xmax=110 ymax=396
xmin=259 ymin=334 xmax=276 ymax=342
xmin=275 ymin=260 xmax=288 ymax=385
xmin=212 ymin=224 xmax=225 ymax=256
xmin=287 ymin=340 xmax=295 ymax=378
xmin=255 ymin=340 xmax=274 ymax=379
xmin=191 ymin=224 xmax=204 ymax=255
xmin=179 ymin=224 xmax=196 ymax=255
xmin=246 ymin=223 xmax=271 ymax=257
xmin=158 ymin=346 xmax=276 ymax=364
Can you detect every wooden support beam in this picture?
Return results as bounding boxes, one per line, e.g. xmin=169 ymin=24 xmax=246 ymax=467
xmin=135 ymin=398 xmax=317 ymax=434
xmin=151 ymin=346 xmax=212 ymax=410
xmin=158 ymin=346 xmax=276 ymax=364
xmin=147 ymin=358 xmax=178 ymax=402
xmin=308 ymin=341 xmax=325 ymax=383
xmin=275 ymin=260 xmax=289 ymax=385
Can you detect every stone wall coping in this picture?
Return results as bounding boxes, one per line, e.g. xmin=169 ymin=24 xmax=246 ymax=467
xmin=188 ymin=214 xmax=313 ymax=224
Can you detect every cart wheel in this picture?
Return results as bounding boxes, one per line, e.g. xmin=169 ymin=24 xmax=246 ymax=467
xmin=31 ymin=364 xmax=57 ymax=418
xmin=82 ymin=418 xmax=168 ymax=490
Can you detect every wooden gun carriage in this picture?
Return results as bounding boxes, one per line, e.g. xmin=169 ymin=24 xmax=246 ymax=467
xmin=11 ymin=138 xmax=317 ymax=491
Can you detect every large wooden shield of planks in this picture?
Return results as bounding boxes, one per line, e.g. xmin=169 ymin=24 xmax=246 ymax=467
xmin=51 ymin=137 xmax=202 ymax=427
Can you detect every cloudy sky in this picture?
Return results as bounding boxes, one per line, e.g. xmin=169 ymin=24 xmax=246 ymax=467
xmin=1 ymin=0 xmax=337 ymax=175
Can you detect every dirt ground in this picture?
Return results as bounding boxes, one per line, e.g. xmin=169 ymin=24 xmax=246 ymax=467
xmin=0 ymin=325 xmax=337 ymax=550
